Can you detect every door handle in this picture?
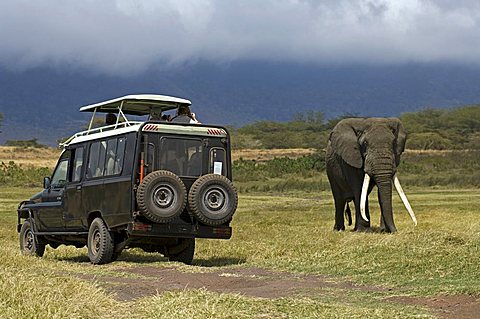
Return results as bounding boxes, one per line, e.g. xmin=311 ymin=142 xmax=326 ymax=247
xmin=76 ymin=185 xmax=82 ymax=191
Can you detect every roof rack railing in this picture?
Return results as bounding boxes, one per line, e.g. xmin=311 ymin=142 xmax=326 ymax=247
xmin=60 ymin=120 xmax=143 ymax=148
xmin=61 ymin=101 xmax=141 ymax=148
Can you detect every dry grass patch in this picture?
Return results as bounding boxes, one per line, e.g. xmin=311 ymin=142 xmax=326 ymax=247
xmin=0 ymin=146 xmax=60 ymax=168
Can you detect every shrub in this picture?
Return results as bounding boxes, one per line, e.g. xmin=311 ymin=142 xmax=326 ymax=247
xmin=0 ymin=161 xmax=50 ymax=187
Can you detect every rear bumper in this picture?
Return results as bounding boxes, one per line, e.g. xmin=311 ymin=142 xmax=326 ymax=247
xmin=129 ymin=221 xmax=232 ymax=239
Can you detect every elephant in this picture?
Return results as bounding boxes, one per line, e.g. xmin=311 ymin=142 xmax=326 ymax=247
xmin=325 ymin=117 xmax=417 ymax=233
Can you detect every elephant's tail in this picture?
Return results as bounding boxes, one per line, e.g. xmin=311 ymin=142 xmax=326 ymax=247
xmin=345 ymin=202 xmax=352 ymax=226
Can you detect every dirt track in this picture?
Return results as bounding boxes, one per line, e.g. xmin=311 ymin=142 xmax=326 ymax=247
xmin=79 ymin=265 xmax=479 ymax=319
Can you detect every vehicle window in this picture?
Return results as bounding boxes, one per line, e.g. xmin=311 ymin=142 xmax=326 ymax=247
xmin=96 ymin=141 xmax=107 ymax=177
xmin=87 ymin=142 xmax=100 ymax=179
xmin=71 ymin=147 xmax=84 ymax=182
xmin=105 ymin=139 xmax=117 ymax=176
xmin=51 ymin=159 xmax=69 ymax=188
xmin=210 ymin=148 xmax=226 ymax=175
xmin=114 ymin=137 xmax=126 ymax=175
xmin=87 ymin=137 xmax=126 ymax=179
xmin=159 ymin=138 xmax=202 ymax=177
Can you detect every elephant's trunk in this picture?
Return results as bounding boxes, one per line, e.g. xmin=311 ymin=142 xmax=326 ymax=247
xmin=375 ymin=174 xmax=397 ymax=233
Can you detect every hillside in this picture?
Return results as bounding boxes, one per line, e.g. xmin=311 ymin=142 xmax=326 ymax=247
xmin=231 ymin=105 xmax=480 ymax=150
xmin=3 ymin=62 xmax=480 ymax=145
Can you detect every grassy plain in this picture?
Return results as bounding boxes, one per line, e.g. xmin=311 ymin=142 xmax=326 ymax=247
xmin=0 ymin=147 xmax=479 ymax=318
xmin=1 ymin=185 xmax=479 ymax=318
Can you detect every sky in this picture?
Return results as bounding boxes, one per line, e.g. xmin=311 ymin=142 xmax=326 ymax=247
xmin=1 ymin=0 xmax=480 ymax=75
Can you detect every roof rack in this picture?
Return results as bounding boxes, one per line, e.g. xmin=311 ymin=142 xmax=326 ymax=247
xmin=60 ymin=121 xmax=143 ymax=147
xmin=60 ymin=94 xmax=192 ymax=148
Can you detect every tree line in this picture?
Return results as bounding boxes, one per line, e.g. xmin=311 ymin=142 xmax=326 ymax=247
xmin=2 ymin=105 xmax=480 ymax=150
xmin=230 ymin=105 xmax=480 ymax=150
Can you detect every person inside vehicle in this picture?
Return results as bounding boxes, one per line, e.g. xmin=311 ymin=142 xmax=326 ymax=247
xmin=161 ymin=114 xmax=171 ymax=122
xmin=105 ymin=113 xmax=117 ymax=126
xmin=171 ymin=105 xmax=200 ymax=124
xmin=150 ymin=110 xmax=162 ymax=121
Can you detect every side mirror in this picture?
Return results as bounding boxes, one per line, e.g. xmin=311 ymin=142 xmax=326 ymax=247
xmin=43 ymin=177 xmax=51 ymax=189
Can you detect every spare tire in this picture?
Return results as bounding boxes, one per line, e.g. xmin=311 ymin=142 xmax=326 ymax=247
xmin=188 ymin=174 xmax=238 ymax=226
xmin=136 ymin=170 xmax=187 ymax=223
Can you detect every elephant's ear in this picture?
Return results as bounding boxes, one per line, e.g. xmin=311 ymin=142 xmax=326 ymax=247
xmin=329 ymin=119 xmax=364 ymax=168
xmin=388 ymin=118 xmax=406 ymax=166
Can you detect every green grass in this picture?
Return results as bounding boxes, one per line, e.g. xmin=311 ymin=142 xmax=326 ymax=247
xmin=1 ymin=186 xmax=478 ymax=318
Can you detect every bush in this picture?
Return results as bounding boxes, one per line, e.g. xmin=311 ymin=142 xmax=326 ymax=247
xmin=5 ymin=139 xmax=46 ymax=148
xmin=0 ymin=161 xmax=50 ymax=187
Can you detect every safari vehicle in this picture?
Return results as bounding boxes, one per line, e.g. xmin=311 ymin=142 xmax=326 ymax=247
xmin=17 ymin=94 xmax=237 ymax=264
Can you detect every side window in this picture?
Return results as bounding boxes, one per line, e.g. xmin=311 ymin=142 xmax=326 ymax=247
xmin=87 ymin=137 xmax=126 ymax=179
xmin=71 ymin=147 xmax=84 ymax=182
xmin=210 ymin=148 xmax=226 ymax=175
xmin=114 ymin=137 xmax=126 ymax=175
xmin=87 ymin=142 xmax=100 ymax=179
xmin=105 ymin=139 xmax=117 ymax=176
xmin=96 ymin=141 xmax=107 ymax=177
xmin=51 ymin=151 xmax=70 ymax=188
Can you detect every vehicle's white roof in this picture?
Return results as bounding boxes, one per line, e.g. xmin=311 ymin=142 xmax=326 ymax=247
xmin=67 ymin=122 xmax=227 ymax=146
xmin=79 ymin=94 xmax=192 ymax=115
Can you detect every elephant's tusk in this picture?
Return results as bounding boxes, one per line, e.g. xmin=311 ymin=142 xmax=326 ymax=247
xmin=360 ymin=173 xmax=370 ymax=222
xmin=393 ymin=174 xmax=418 ymax=226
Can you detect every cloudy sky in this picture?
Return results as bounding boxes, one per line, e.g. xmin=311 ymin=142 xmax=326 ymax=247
xmin=1 ymin=0 xmax=480 ymax=75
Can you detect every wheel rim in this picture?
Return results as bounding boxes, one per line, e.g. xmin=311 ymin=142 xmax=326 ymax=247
xmin=153 ymin=184 xmax=177 ymax=208
xmin=23 ymin=229 xmax=34 ymax=252
xmin=203 ymin=187 xmax=227 ymax=212
xmin=90 ymin=229 xmax=101 ymax=255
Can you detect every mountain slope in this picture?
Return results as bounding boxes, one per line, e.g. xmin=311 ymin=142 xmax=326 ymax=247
xmin=1 ymin=62 xmax=480 ymax=145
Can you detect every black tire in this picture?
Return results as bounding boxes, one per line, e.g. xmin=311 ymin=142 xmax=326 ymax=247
xmin=137 ymin=170 xmax=187 ymax=223
xmin=188 ymin=174 xmax=238 ymax=226
xmin=87 ymin=217 xmax=114 ymax=265
xmin=19 ymin=220 xmax=45 ymax=257
xmin=168 ymin=238 xmax=195 ymax=265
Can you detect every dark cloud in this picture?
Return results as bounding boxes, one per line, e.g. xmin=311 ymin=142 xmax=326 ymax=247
xmin=1 ymin=0 xmax=480 ymax=74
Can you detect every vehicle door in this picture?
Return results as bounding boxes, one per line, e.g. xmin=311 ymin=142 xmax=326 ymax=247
xmin=64 ymin=146 xmax=85 ymax=230
xmin=101 ymin=136 xmax=131 ymax=227
xmin=36 ymin=150 xmax=70 ymax=231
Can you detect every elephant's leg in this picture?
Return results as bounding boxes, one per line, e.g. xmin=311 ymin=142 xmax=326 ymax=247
xmin=352 ymin=172 xmax=373 ymax=232
xmin=333 ymin=198 xmax=348 ymax=231
xmin=353 ymin=195 xmax=371 ymax=232
xmin=327 ymin=167 xmax=348 ymax=231
xmin=329 ymin=183 xmax=347 ymax=231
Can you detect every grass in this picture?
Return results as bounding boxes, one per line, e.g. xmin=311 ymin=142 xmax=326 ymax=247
xmin=0 ymin=186 xmax=478 ymax=318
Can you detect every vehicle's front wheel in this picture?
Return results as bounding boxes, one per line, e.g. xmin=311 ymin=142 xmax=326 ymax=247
xmin=87 ymin=217 xmax=114 ymax=265
xmin=168 ymin=238 xmax=195 ymax=265
xmin=19 ymin=220 xmax=45 ymax=257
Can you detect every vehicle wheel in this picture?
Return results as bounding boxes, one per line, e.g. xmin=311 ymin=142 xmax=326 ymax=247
xmin=137 ymin=170 xmax=187 ymax=223
xmin=19 ymin=220 xmax=45 ymax=257
xmin=168 ymin=238 xmax=195 ymax=265
xmin=188 ymin=174 xmax=238 ymax=226
xmin=87 ymin=217 xmax=114 ymax=265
